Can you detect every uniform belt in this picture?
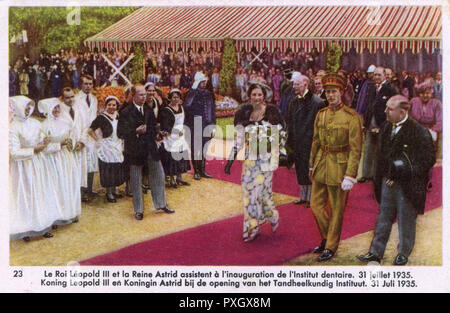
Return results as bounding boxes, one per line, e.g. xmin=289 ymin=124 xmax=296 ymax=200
xmin=320 ymin=144 xmax=349 ymax=153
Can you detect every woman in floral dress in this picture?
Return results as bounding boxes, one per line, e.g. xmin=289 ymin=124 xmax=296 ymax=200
xmin=225 ymin=83 xmax=286 ymax=242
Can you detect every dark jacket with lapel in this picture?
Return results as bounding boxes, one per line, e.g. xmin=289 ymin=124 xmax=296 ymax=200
xmin=117 ymin=102 xmax=160 ymax=166
xmin=364 ymin=82 xmax=398 ymax=128
xmin=287 ymin=91 xmax=325 ymax=185
xmin=374 ymin=117 xmax=435 ymax=214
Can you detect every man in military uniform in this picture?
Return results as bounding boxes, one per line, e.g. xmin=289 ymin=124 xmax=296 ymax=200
xmin=308 ymin=73 xmax=363 ymax=262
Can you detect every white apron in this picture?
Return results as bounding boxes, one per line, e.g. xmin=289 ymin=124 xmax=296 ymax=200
xmin=163 ymin=107 xmax=189 ymax=153
xmin=96 ymin=115 xmax=124 ymax=163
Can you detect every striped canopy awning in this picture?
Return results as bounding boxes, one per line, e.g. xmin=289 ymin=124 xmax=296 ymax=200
xmin=85 ymin=6 xmax=442 ymax=54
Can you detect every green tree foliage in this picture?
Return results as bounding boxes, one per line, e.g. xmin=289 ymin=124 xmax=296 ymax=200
xmin=219 ymin=38 xmax=237 ymax=96
xmin=129 ymin=42 xmax=145 ymax=84
xmin=9 ymin=7 xmax=138 ymax=54
xmin=326 ymin=43 xmax=342 ymax=73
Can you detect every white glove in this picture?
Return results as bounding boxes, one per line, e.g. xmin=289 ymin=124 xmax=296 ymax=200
xmin=341 ymin=176 xmax=356 ymax=191
xmin=428 ymin=129 xmax=438 ymax=142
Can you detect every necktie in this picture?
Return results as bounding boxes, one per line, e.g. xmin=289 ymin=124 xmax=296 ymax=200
xmin=139 ymin=107 xmax=143 ymax=116
xmin=86 ymin=94 xmax=91 ymax=108
xmin=69 ymin=107 xmax=75 ymax=120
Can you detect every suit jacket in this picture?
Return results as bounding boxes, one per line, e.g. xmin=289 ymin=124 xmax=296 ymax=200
xmin=374 ymin=118 xmax=436 ymax=214
xmin=364 ymin=82 xmax=398 ymax=128
xmin=117 ymin=103 xmax=160 ymax=166
xmin=402 ymin=76 xmax=415 ymax=99
xmin=287 ymin=92 xmax=325 ymax=184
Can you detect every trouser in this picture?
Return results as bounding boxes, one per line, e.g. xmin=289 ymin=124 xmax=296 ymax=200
xmin=81 ymin=172 xmax=95 ymax=196
xmin=369 ymin=178 xmax=417 ymax=258
xmin=310 ymin=181 xmax=349 ymax=252
xmin=191 ymin=139 xmax=211 ymax=173
xmin=300 ymin=185 xmax=312 ymax=202
xmin=362 ymin=132 xmax=377 ymax=179
xmin=130 ymin=158 xmax=166 ymax=213
xmin=106 ymin=186 xmax=117 ymax=195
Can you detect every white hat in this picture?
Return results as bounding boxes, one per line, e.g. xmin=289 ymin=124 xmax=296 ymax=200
xmin=104 ymin=96 xmax=121 ymax=105
xmin=290 ymin=71 xmax=302 ymax=82
xmin=144 ymin=82 xmax=155 ymax=90
xmin=38 ymin=98 xmax=62 ymax=120
xmin=367 ymin=65 xmax=376 ymax=73
xmin=10 ymin=96 xmax=35 ymax=122
xmin=192 ymin=72 xmax=208 ymax=89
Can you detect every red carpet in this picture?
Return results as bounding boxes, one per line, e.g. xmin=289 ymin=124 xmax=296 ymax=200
xmin=81 ymin=164 xmax=441 ymax=266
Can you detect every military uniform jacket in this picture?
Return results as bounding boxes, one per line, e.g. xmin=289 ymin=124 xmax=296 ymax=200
xmin=309 ymin=103 xmax=362 ymax=186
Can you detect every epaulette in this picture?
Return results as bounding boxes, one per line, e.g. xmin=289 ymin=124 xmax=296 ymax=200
xmin=342 ymin=105 xmax=358 ymax=116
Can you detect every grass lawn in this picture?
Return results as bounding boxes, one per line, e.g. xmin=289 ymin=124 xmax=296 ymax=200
xmin=215 ymin=117 xmax=235 ymax=140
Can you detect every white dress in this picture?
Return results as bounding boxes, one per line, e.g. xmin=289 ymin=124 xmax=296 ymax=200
xmin=9 ymin=98 xmax=59 ymax=240
xmin=41 ymin=106 xmax=81 ymax=225
xmin=60 ymin=102 xmax=89 ymax=188
xmin=75 ymin=91 xmax=98 ymax=173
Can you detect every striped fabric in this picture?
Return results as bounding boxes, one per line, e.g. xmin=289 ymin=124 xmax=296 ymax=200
xmin=85 ymin=6 xmax=441 ymax=54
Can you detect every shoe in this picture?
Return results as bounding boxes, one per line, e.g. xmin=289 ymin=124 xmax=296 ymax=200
xmin=113 ymin=193 xmax=123 ymax=199
xmin=43 ymin=232 xmax=54 ymax=238
xmin=393 ymin=254 xmax=408 ymax=266
xmin=126 ymin=191 xmax=133 ymax=197
xmin=88 ymin=191 xmax=99 ymax=196
xmin=293 ymin=199 xmax=306 ymax=205
xmin=106 ymin=194 xmax=117 ymax=203
xmin=72 ymin=217 xmax=79 ymax=223
xmin=23 ymin=236 xmax=30 ymax=242
xmin=142 ymin=184 xmax=150 ymax=190
xmin=194 ymin=172 xmax=201 ymax=180
xmin=317 ymin=249 xmax=335 ymax=262
xmin=81 ymin=195 xmax=91 ymax=203
xmin=357 ymin=177 xmax=370 ymax=183
xmin=169 ymin=181 xmax=178 ymax=188
xmin=52 ymin=225 xmax=58 ymax=230
xmin=156 ymin=207 xmax=175 ymax=214
xmin=176 ymin=179 xmax=190 ymax=186
xmin=305 ymin=201 xmax=310 ymax=208
xmin=357 ymin=252 xmax=381 ymax=263
xmin=243 ymin=229 xmax=260 ymax=242
xmin=135 ymin=213 xmax=144 ymax=220
xmin=313 ymin=239 xmax=326 ymax=254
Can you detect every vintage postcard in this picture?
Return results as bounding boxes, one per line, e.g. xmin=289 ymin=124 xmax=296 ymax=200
xmin=0 ymin=0 xmax=449 ymax=297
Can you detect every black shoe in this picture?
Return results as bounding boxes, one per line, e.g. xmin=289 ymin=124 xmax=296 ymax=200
xmin=194 ymin=172 xmax=201 ymax=180
xmin=393 ymin=254 xmax=408 ymax=266
xmin=293 ymin=199 xmax=306 ymax=205
xmin=43 ymin=232 xmax=54 ymax=238
xmin=357 ymin=177 xmax=368 ymax=183
xmin=106 ymin=194 xmax=117 ymax=203
xmin=305 ymin=201 xmax=310 ymax=208
xmin=88 ymin=191 xmax=99 ymax=196
xmin=357 ymin=252 xmax=381 ymax=263
xmin=23 ymin=236 xmax=30 ymax=242
xmin=169 ymin=181 xmax=178 ymax=188
xmin=176 ymin=179 xmax=190 ymax=186
xmin=135 ymin=213 xmax=144 ymax=220
xmin=156 ymin=207 xmax=175 ymax=214
xmin=52 ymin=225 xmax=58 ymax=230
xmin=81 ymin=195 xmax=91 ymax=203
xmin=200 ymin=160 xmax=212 ymax=178
xmin=318 ymin=249 xmax=335 ymax=262
xmin=72 ymin=217 xmax=79 ymax=223
xmin=313 ymin=240 xmax=326 ymax=254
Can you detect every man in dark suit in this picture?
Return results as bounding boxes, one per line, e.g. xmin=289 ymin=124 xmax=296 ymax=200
xmin=117 ymin=84 xmax=174 ymax=220
xmin=287 ymin=75 xmax=325 ymax=207
xmin=402 ymin=70 xmax=415 ymax=99
xmin=358 ymin=95 xmax=435 ymax=265
xmin=361 ymin=67 xmax=398 ymax=183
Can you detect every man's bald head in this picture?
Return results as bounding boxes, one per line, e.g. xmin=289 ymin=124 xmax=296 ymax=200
xmin=385 ymin=95 xmax=410 ymax=123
